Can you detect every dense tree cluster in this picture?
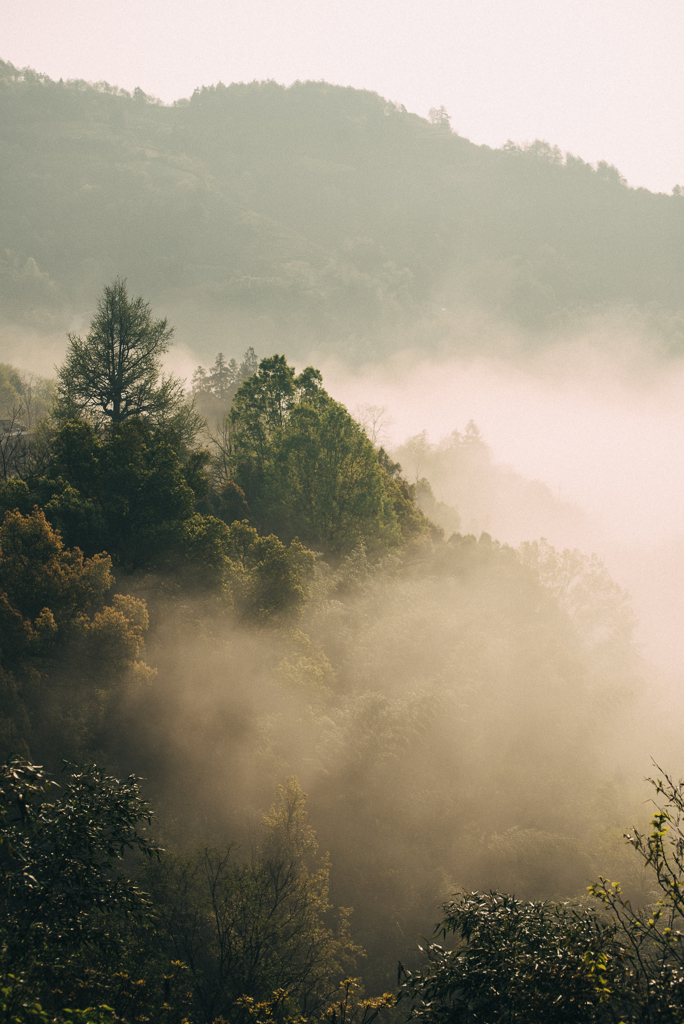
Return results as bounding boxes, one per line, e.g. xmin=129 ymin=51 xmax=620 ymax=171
xmin=0 ymin=282 xmax=433 ymax=767
xmin=224 ymin=355 xmax=432 ymax=552
xmin=190 ymin=348 xmax=258 ymax=425
xmin=0 ymin=761 xmax=368 ymax=1024
xmin=0 ymin=281 xmax=673 ymax=1022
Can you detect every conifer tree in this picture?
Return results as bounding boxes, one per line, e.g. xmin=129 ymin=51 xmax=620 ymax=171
xmin=57 ymin=279 xmax=184 ymax=425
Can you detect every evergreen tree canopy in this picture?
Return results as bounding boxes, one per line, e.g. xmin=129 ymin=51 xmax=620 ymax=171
xmin=57 ymin=280 xmax=184 ymax=425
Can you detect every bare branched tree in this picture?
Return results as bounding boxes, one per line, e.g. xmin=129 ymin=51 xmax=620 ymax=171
xmin=0 ymin=404 xmax=30 ymax=480
xmin=354 ymin=403 xmax=393 ymax=449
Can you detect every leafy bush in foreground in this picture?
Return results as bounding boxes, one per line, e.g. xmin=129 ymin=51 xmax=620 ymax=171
xmin=400 ymin=769 xmax=684 ymax=1023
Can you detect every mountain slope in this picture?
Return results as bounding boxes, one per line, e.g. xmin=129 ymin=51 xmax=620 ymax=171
xmin=2 ymin=58 xmax=684 ymax=357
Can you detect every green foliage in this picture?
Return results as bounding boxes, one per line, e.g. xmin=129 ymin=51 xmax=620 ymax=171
xmin=0 ymin=506 xmax=112 ymax=663
xmin=0 ymin=976 xmax=117 ymax=1024
xmin=197 ymin=478 xmax=250 ymax=526
xmin=0 ymin=759 xmax=159 ymax=1019
xmin=98 ymin=419 xmax=197 ymax=566
xmin=228 ymin=356 xmax=324 ymax=480
xmin=398 ymin=892 xmax=619 ymax=1023
xmin=56 ymin=279 xmax=184 ymax=425
xmin=0 ymin=307 xmax=660 ymax=1016
xmin=269 ymin=402 xmax=399 ymax=551
xmin=45 ymin=417 xmax=198 ymax=567
xmin=0 ymin=507 xmax=153 ymax=762
xmin=228 ymin=356 xmax=402 ymax=553
xmin=0 ymin=477 xmax=33 ymax=517
xmin=588 ymin=767 xmax=684 ymax=1021
xmin=224 ymin=519 xmax=315 ymax=619
xmin=234 ymin=978 xmax=394 ymax=1024
xmin=399 ymin=771 xmax=684 ymax=1023
xmin=1 ymin=413 xmax=316 ymax=624
xmin=324 ymin=979 xmax=395 ymax=1024
xmin=146 ymin=777 xmax=362 ymax=1024
xmin=176 ymin=512 xmax=232 ymax=590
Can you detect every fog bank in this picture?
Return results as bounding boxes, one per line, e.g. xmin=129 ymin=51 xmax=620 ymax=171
xmin=318 ymin=337 xmax=684 ymax=674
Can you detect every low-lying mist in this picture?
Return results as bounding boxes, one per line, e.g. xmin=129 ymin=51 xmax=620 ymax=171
xmin=9 ymin=304 xmax=683 ymax=674
xmin=6 ymin=306 xmax=684 ymax=993
xmin=317 ymin=331 xmax=684 ymax=676
xmin=120 ymin=534 xmax=660 ymax=992
xmin=105 ymin=323 xmax=684 ymax=992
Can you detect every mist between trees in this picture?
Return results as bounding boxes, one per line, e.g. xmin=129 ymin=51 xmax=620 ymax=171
xmin=1 ymin=281 xmax=683 ymax=1023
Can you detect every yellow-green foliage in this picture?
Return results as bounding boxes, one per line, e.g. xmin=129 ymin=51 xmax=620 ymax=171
xmin=0 ymin=507 xmax=112 ymax=661
xmin=0 ymin=508 xmax=154 ymax=760
xmin=224 ymin=520 xmax=315 ymax=619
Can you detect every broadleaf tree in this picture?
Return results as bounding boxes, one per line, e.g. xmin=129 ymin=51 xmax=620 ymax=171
xmin=146 ymin=777 xmax=362 ymax=1024
xmin=0 ymin=759 xmax=160 ymax=1020
xmin=226 ymin=355 xmax=402 ymax=553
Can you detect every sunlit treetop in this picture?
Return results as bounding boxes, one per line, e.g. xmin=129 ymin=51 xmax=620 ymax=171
xmin=56 ymin=279 xmax=185 ymax=426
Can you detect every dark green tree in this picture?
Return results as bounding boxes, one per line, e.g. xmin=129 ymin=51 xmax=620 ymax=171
xmin=226 ymin=356 xmax=401 ymax=553
xmin=56 ymin=280 xmax=184 ymax=425
xmin=0 ymin=506 xmax=154 ymax=763
xmin=223 ymin=519 xmax=315 ymax=619
xmin=0 ymin=506 xmax=115 ymax=683
xmin=46 ymin=417 xmax=198 ymax=567
xmin=398 ymin=891 xmax=620 ymax=1023
xmin=0 ymin=759 xmax=160 ymax=1020
xmin=270 ymin=401 xmax=401 ymax=551
xmin=146 ymin=778 xmax=361 ymax=1024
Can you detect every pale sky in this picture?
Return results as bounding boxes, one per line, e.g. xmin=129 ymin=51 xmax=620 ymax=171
xmin=2 ymin=0 xmax=683 ymax=194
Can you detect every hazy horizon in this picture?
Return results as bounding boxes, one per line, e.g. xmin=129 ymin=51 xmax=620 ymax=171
xmin=3 ymin=0 xmax=684 ymax=194
xmin=5 ymin=12 xmax=684 ymax=1016
xmin=5 ymin=310 xmax=684 ymax=675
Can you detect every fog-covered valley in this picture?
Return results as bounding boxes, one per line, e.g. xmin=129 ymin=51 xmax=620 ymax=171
xmin=3 ymin=53 xmax=684 ymax=1024
xmin=318 ymin=335 xmax=684 ymax=675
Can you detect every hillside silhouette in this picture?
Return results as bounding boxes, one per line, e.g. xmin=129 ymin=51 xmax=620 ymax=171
xmin=2 ymin=57 xmax=684 ymax=358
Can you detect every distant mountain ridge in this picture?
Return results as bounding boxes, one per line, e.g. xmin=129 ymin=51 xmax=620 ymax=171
xmin=2 ymin=56 xmax=684 ymax=359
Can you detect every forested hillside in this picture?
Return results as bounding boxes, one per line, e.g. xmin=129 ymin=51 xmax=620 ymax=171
xmin=3 ymin=57 xmax=684 ymax=358
xmin=4 ymin=55 xmax=684 ymax=1022
xmin=2 ymin=281 xmax=678 ymax=1022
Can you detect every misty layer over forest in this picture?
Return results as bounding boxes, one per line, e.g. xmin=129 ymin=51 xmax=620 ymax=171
xmin=3 ymin=55 xmax=684 ymax=1024
xmin=2 ymin=56 xmax=684 ymax=362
